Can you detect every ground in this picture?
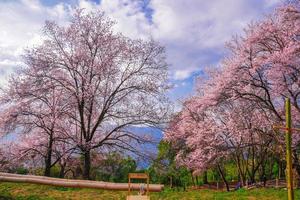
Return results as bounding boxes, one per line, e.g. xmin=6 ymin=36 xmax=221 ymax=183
xmin=0 ymin=182 xmax=300 ymax=200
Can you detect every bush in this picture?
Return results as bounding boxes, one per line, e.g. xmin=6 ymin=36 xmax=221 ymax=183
xmin=16 ymin=167 xmax=29 ymax=175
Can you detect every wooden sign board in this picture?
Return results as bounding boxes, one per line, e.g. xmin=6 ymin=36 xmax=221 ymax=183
xmin=128 ymin=173 xmax=150 ymax=198
xmin=128 ymin=173 xmax=149 ymax=179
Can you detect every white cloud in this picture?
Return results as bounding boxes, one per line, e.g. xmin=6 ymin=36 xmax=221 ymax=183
xmin=0 ymin=0 xmax=71 ymax=85
xmin=148 ymin=0 xmax=283 ymax=80
xmin=77 ymin=0 xmax=152 ymax=39
xmin=0 ymin=0 xmax=283 ymax=88
xmin=174 ymin=69 xmax=193 ymax=80
xmin=264 ymin=0 xmax=283 ymax=8
xmin=99 ymin=0 xmax=152 ymax=39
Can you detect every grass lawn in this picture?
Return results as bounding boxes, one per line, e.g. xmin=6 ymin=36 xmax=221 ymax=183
xmin=0 ymin=182 xmax=300 ymax=200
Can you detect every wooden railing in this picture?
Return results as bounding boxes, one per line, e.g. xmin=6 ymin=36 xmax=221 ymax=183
xmin=0 ymin=172 xmax=163 ymax=192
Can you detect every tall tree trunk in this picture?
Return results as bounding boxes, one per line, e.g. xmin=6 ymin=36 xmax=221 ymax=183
xmin=190 ymin=171 xmax=196 ymax=186
xmin=292 ymin=150 xmax=300 ymax=186
xmin=247 ymin=170 xmax=255 ymax=184
xmin=259 ymin=164 xmax=267 ymax=187
xmin=251 ymin=146 xmax=255 ymax=183
xmin=203 ymin=171 xmax=208 ymax=184
xmin=44 ymin=136 xmax=53 ymax=177
xmin=59 ymin=163 xmax=66 ymax=178
xmin=217 ymin=164 xmax=230 ymax=192
xmin=268 ymin=158 xmax=274 ymax=180
xmin=236 ymin=155 xmax=246 ymax=186
xmin=277 ymin=159 xmax=281 ymax=179
xmin=281 ymin=160 xmax=286 ymax=178
xmin=83 ymin=150 xmax=91 ymax=180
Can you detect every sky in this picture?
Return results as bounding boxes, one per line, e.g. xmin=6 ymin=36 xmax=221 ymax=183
xmin=0 ymin=0 xmax=284 ymax=104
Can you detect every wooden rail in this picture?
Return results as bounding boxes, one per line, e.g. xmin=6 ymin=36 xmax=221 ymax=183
xmin=0 ymin=173 xmax=163 ymax=192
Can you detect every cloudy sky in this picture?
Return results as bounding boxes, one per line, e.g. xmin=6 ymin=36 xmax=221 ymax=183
xmin=0 ymin=0 xmax=283 ymax=102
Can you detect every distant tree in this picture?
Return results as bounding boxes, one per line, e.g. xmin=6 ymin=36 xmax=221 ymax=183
xmin=94 ymin=152 xmax=137 ymax=182
xmin=148 ymin=141 xmax=193 ymax=189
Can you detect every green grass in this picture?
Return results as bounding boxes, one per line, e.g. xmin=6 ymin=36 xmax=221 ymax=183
xmin=0 ymin=182 xmax=299 ymax=200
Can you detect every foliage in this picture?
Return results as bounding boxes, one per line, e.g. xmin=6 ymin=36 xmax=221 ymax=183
xmin=148 ymin=141 xmax=194 ymax=188
xmin=93 ymin=152 xmax=137 ymax=182
xmin=15 ymin=167 xmax=29 ymax=175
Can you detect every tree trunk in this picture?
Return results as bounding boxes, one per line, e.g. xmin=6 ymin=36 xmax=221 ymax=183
xmin=44 ymin=137 xmax=53 ymax=177
xmin=169 ymin=176 xmax=173 ymax=188
xmin=248 ymin=171 xmax=255 ymax=184
xmin=259 ymin=165 xmax=266 ymax=187
xmin=83 ymin=150 xmax=91 ymax=180
xmin=190 ymin=171 xmax=196 ymax=186
xmin=292 ymin=150 xmax=300 ymax=186
xmin=203 ymin=171 xmax=208 ymax=184
xmin=59 ymin=163 xmax=66 ymax=178
xmin=217 ymin=164 xmax=230 ymax=192
xmin=236 ymin=156 xmax=246 ymax=186
xmin=281 ymin=160 xmax=285 ymax=178
xmin=278 ymin=160 xmax=281 ymax=179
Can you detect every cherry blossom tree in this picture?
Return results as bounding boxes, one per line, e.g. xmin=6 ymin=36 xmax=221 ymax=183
xmin=166 ymin=82 xmax=280 ymax=188
xmin=220 ymin=3 xmax=300 ymax=175
xmin=0 ymin=9 xmax=170 ymax=179
xmin=0 ymin=77 xmax=74 ymax=176
xmin=165 ymin=2 xmax=300 ymax=187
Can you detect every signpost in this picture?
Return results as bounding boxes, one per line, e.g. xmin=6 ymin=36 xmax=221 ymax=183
xmin=127 ymin=173 xmax=150 ymax=200
xmin=272 ymin=98 xmax=300 ymax=200
xmin=285 ymin=98 xmax=294 ymax=200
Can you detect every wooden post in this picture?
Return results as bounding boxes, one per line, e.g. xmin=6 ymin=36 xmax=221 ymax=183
xmin=147 ymin=175 xmax=149 ymax=196
xmin=128 ymin=175 xmax=131 ymax=195
xmin=285 ymin=98 xmax=294 ymax=200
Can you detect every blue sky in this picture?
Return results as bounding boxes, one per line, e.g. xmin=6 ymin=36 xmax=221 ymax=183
xmin=0 ymin=0 xmax=283 ymax=106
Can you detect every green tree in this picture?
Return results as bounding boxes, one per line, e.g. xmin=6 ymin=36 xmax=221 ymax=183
xmin=149 ymin=141 xmax=193 ymax=189
xmin=94 ymin=152 xmax=137 ymax=182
